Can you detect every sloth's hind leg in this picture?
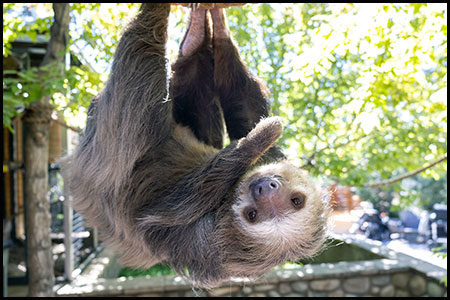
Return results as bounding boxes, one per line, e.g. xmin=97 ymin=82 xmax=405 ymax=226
xmin=171 ymin=8 xmax=225 ymax=149
xmin=211 ymin=8 xmax=270 ymax=141
xmin=180 ymin=8 xmax=209 ymax=57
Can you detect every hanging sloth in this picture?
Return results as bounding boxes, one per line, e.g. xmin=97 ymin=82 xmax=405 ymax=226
xmin=62 ymin=3 xmax=329 ymax=289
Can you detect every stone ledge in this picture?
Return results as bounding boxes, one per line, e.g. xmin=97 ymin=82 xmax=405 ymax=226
xmin=56 ymin=234 xmax=447 ymax=297
xmin=56 ymin=258 xmax=414 ymax=296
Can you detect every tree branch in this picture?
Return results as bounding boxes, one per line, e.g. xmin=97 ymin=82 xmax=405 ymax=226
xmin=362 ymin=154 xmax=447 ymax=188
xmin=50 ymin=117 xmax=82 ymax=134
xmin=302 ymin=134 xmax=368 ymax=168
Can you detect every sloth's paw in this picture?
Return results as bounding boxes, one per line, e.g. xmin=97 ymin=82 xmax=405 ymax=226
xmin=237 ymin=116 xmax=284 ymax=159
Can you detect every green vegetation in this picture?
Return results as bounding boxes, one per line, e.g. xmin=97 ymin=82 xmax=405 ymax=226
xmin=119 ymin=264 xmax=176 ymax=278
xmin=226 ymin=4 xmax=447 ymax=189
xmin=3 ymin=3 xmax=447 ymax=202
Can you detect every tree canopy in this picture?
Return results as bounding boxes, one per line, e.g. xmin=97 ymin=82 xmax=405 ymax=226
xmin=3 ymin=3 xmax=447 ymax=208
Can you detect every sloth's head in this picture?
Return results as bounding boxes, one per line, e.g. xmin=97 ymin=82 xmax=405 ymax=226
xmin=233 ymin=160 xmax=329 ymax=259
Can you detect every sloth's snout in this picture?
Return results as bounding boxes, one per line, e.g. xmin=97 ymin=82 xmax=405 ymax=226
xmin=251 ymin=178 xmax=280 ymax=201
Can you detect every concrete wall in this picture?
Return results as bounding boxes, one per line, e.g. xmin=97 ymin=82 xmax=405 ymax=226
xmin=56 ymin=235 xmax=447 ymax=297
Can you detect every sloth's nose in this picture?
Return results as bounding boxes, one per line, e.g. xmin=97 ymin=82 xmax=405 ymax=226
xmin=252 ymin=178 xmax=280 ymax=201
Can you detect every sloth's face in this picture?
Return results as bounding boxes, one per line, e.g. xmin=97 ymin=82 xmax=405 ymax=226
xmin=233 ymin=161 xmax=329 ymax=250
xmin=242 ymin=174 xmax=306 ymax=224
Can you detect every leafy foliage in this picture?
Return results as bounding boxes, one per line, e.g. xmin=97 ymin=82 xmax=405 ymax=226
xmin=3 ymin=3 xmax=138 ymax=130
xmin=227 ymin=3 xmax=447 ymax=190
xmin=3 ymin=4 xmax=447 ymax=195
xmin=3 ymin=3 xmax=53 ymax=56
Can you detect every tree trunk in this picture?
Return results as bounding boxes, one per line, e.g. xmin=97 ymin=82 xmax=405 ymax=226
xmin=23 ymin=103 xmax=55 ymax=297
xmin=24 ymin=3 xmax=70 ymax=297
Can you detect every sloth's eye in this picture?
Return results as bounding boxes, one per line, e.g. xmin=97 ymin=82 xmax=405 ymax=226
xmin=291 ymin=193 xmax=306 ymax=209
xmin=247 ymin=209 xmax=258 ymax=222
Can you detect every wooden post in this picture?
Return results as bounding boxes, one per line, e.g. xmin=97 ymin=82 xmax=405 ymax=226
xmin=61 ymin=112 xmax=74 ymax=281
xmin=13 ymin=118 xmax=25 ymax=239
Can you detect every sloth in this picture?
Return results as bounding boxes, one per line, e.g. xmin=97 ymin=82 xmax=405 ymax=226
xmin=62 ymin=3 xmax=329 ymax=289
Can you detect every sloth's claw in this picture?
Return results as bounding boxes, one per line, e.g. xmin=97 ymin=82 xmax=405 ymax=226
xmin=210 ymin=8 xmax=230 ymax=40
xmin=236 ymin=116 xmax=284 ymax=162
xmin=181 ymin=9 xmax=208 ymax=57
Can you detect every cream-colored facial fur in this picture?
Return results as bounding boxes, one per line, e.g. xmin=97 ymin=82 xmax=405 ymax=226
xmin=233 ymin=161 xmax=329 ymax=251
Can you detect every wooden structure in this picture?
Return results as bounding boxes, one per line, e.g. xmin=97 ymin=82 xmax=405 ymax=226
xmin=3 ymin=35 xmax=50 ymax=242
xmin=3 ymin=35 xmax=96 ymax=294
xmin=329 ymin=184 xmax=362 ymax=211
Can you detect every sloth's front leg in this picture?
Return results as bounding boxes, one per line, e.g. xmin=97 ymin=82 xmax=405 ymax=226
xmin=138 ymin=116 xmax=284 ymax=227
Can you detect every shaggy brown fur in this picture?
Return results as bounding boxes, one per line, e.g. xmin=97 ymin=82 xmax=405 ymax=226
xmin=62 ymin=4 xmax=329 ymax=289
